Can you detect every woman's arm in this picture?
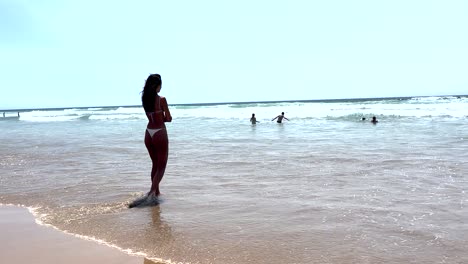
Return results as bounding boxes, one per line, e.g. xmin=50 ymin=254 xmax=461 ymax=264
xmin=161 ymin=97 xmax=172 ymax=122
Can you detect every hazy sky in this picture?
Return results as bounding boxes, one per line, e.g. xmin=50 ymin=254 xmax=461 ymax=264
xmin=1 ymin=0 xmax=467 ymax=109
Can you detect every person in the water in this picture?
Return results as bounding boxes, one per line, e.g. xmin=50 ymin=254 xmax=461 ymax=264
xmin=371 ymin=116 xmax=378 ymax=124
xmin=250 ymin=113 xmax=259 ymax=124
xmin=272 ymin=112 xmax=289 ymax=123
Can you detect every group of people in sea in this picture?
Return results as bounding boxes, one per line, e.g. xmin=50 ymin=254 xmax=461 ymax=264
xmin=250 ymin=113 xmax=379 ymax=124
xmin=250 ymin=112 xmax=290 ymax=124
xmin=362 ymin=116 xmax=379 ymax=124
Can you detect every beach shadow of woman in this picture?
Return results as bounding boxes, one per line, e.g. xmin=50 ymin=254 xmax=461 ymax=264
xmin=142 ymin=206 xmax=174 ymax=264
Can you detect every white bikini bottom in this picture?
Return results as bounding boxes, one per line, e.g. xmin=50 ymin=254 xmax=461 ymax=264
xmin=146 ymin=128 xmax=165 ymax=138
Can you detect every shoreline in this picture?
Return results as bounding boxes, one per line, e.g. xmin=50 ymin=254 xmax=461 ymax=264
xmin=0 ymin=205 xmax=162 ymax=264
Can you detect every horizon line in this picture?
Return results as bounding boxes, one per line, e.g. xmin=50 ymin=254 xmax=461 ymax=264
xmin=1 ymin=94 xmax=466 ymax=112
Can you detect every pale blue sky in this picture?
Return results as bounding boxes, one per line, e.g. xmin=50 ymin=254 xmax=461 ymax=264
xmin=1 ymin=0 xmax=467 ymax=109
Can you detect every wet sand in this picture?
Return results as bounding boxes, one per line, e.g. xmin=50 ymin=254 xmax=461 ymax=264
xmin=0 ymin=205 xmax=158 ymax=264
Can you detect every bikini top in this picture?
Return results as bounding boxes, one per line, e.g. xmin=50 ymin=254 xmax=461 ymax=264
xmin=146 ymin=96 xmax=165 ymax=124
xmin=154 ymin=96 xmax=163 ymax=113
xmin=146 ymin=96 xmax=163 ymax=114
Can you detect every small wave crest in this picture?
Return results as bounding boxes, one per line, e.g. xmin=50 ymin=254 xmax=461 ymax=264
xmin=6 ymin=96 xmax=467 ymax=122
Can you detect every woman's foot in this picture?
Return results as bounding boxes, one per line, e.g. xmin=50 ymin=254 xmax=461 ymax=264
xmin=147 ymin=190 xmax=161 ymax=197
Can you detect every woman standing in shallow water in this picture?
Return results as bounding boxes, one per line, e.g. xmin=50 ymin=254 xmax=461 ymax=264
xmin=141 ymin=74 xmax=172 ymax=197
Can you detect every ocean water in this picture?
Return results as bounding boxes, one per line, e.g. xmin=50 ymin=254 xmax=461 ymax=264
xmin=1 ymin=96 xmax=467 ymax=264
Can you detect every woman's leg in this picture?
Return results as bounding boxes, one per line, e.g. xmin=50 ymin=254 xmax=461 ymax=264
xmin=145 ymin=130 xmax=169 ymax=196
xmin=144 ymin=132 xmax=156 ymax=183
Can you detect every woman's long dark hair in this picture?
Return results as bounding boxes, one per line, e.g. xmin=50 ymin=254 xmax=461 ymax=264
xmin=142 ymin=74 xmax=162 ymax=112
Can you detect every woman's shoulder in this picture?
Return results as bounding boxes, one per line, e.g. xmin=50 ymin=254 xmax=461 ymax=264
xmin=159 ymin=96 xmax=170 ymax=108
xmin=159 ymin=96 xmax=169 ymax=103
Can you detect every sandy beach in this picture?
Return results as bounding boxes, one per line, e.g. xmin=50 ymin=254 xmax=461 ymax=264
xmin=0 ymin=205 xmax=157 ymax=264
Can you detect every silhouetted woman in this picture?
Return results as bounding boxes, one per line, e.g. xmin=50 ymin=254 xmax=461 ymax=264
xmin=141 ymin=74 xmax=172 ymax=197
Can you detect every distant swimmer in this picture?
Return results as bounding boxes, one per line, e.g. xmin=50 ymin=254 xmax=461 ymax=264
xmin=272 ymin=112 xmax=289 ymax=123
xmin=361 ymin=117 xmax=366 ymax=121
xmin=250 ymin=113 xmax=259 ymax=124
xmin=371 ymin=116 xmax=378 ymax=124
